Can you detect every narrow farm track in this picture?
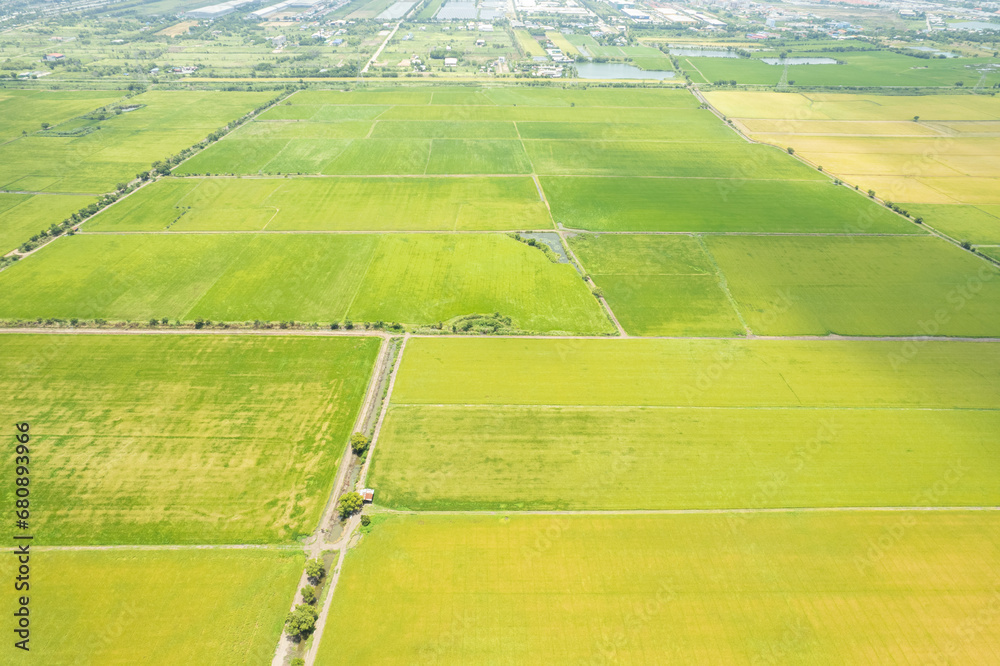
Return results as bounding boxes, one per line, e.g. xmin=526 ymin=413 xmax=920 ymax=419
xmin=270 ymin=336 xmax=393 ymax=666
xmin=35 ymin=544 xmax=301 ymax=552
xmin=378 ymin=506 xmax=1000 ymax=516
xmin=301 ymin=337 xmax=407 ymax=666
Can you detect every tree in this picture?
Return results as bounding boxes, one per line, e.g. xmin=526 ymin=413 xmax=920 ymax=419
xmin=301 ymin=586 xmax=317 ymax=605
xmin=786 ymin=147 xmax=795 ymax=155
xmin=291 ymin=659 xmax=306 ymax=666
xmin=305 ymin=558 xmax=325 ymax=584
xmin=350 ymin=432 xmax=371 ymax=456
xmin=285 ymin=604 xmax=318 ymax=639
xmin=913 ymin=115 xmax=920 ymax=122
xmin=338 ymin=491 xmax=363 ymax=519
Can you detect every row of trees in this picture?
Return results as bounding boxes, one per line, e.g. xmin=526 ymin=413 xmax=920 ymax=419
xmin=285 ymin=558 xmax=327 ymax=642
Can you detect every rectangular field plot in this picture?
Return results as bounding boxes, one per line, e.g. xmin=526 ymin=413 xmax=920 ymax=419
xmin=0 ymin=89 xmax=123 ymax=143
xmin=0 ymin=192 xmax=95 ymax=253
xmin=544 ymin=177 xmax=913 ymax=233
xmin=1 ymin=549 xmax=301 ymax=663
xmin=569 ymin=234 xmax=744 ymax=336
xmin=372 ymin=338 xmax=1000 ymax=510
xmin=706 ymin=91 xmax=1000 ymax=122
xmin=525 ymin=140 xmax=821 ymax=179
xmin=319 ymin=513 xmax=1000 ymax=664
xmin=906 ymin=204 xmax=1000 ymax=245
xmin=87 ymin=176 xmax=550 ymax=231
xmin=0 ymin=334 xmax=379 ymax=544
xmin=706 ymin=236 xmax=1000 ymax=336
xmin=0 ymin=234 xmax=611 ymax=333
xmin=175 ymin=87 xmax=807 ymax=178
xmin=0 ymin=91 xmax=272 ymax=193
xmin=393 ymin=338 xmax=1000 ymax=408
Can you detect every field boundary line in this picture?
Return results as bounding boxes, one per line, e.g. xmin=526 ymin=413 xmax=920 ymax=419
xmin=694 ymin=234 xmax=750 ymax=336
xmin=35 ymin=544 xmax=302 ymax=552
xmin=378 ymin=506 xmax=1000 ymax=516
xmin=4 ymin=329 xmax=1000 ymax=342
xmin=386 ymin=403 xmax=1000 ymax=412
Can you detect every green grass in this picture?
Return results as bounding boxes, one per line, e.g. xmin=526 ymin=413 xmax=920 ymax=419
xmin=706 ymin=236 xmax=1000 ymax=336
xmin=0 ymin=91 xmax=273 ymax=193
xmin=569 ymin=234 xmax=744 ymax=336
xmin=981 ymin=246 xmax=1000 ymax=261
xmin=0 ymin=334 xmax=378 ymax=544
xmin=0 ymin=234 xmax=611 ymax=333
xmin=392 ymin=338 xmax=1000 ymax=407
xmin=544 ymin=177 xmax=915 ymax=232
xmin=88 ymin=177 xmax=550 ymax=231
xmin=2 ymin=550 xmax=302 ymax=663
xmin=907 ymin=203 xmax=1000 ymax=245
xmin=319 ymin=512 xmax=1000 ymax=663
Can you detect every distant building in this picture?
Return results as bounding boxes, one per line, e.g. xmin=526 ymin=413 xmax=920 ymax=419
xmin=444 ymin=57 xmax=459 ymax=66
xmin=360 ymin=488 xmax=375 ymax=503
xmin=44 ymin=53 xmax=64 ymax=61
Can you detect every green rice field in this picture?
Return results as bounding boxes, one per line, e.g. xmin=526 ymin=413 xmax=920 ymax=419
xmin=906 ymin=204 xmax=1000 ymax=245
xmin=86 ymin=176 xmax=551 ymax=231
xmin=1 ymin=549 xmax=302 ymax=664
xmin=0 ymin=334 xmax=379 ymax=544
xmin=706 ymin=236 xmax=1000 ymax=336
xmin=544 ymin=177 xmax=915 ymax=233
xmin=0 ymin=90 xmax=272 ymax=194
xmin=320 ymin=512 xmax=1000 ymax=664
xmin=371 ymin=337 xmax=1000 ymax=510
xmin=569 ymin=233 xmax=745 ymax=336
xmin=176 ymin=87 xmax=815 ymax=180
xmin=0 ymin=192 xmax=94 ymax=253
xmin=0 ymin=233 xmax=611 ymax=333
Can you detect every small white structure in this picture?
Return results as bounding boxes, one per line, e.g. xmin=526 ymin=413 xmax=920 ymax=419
xmin=360 ymin=488 xmax=375 ymax=503
xmin=444 ymin=57 xmax=458 ymax=66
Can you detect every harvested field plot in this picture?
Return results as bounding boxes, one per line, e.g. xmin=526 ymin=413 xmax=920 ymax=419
xmin=569 ymin=234 xmax=744 ymax=336
xmin=87 ymin=176 xmax=550 ymax=231
xmin=0 ymin=334 xmax=379 ymax=544
xmin=705 ymin=92 xmax=1000 ymax=242
xmin=544 ymin=177 xmax=913 ymax=233
xmin=1 ymin=550 xmax=302 ymax=663
xmin=0 ymin=234 xmax=610 ymax=333
xmin=373 ymin=337 xmax=1000 ymax=509
xmin=321 ymin=513 xmax=1000 ymax=664
xmin=707 ymin=236 xmax=1000 ymax=336
xmin=0 ymin=91 xmax=272 ymax=194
